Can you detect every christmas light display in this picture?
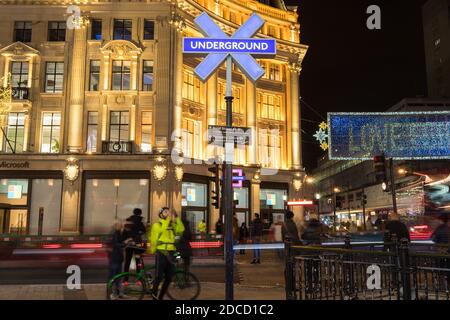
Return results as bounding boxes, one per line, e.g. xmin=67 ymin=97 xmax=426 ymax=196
xmin=314 ymin=121 xmax=329 ymax=151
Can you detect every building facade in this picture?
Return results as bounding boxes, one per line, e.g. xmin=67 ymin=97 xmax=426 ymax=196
xmin=423 ymin=0 xmax=450 ymax=98
xmin=0 ymin=0 xmax=308 ymax=235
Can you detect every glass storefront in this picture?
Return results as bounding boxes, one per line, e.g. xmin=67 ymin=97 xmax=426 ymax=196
xmin=83 ymin=178 xmax=149 ymax=234
xmin=260 ymin=188 xmax=287 ymax=227
xmin=29 ymin=179 xmax=62 ymax=235
xmin=234 ymin=187 xmax=249 ymax=227
xmin=182 ymin=181 xmax=207 ymax=234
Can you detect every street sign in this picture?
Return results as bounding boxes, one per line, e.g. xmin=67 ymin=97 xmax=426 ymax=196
xmin=328 ymin=112 xmax=450 ymax=160
xmin=208 ymin=125 xmax=252 ymax=146
xmin=183 ymin=12 xmax=276 ymax=82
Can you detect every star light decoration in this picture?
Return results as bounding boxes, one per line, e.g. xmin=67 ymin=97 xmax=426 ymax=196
xmin=314 ymin=121 xmax=329 ymax=151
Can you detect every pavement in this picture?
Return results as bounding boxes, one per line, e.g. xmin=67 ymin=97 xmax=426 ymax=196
xmin=0 ymin=248 xmax=287 ymax=300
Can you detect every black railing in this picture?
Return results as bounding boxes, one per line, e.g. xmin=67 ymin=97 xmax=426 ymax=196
xmin=285 ymin=237 xmax=450 ymax=300
xmin=11 ymin=87 xmax=29 ymax=100
xmin=101 ymin=141 xmax=133 ymax=154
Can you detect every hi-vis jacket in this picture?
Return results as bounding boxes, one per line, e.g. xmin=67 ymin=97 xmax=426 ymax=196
xmin=149 ymin=216 xmax=185 ymax=254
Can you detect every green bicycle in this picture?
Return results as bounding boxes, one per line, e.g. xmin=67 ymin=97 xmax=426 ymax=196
xmin=107 ymin=245 xmax=201 ymax=300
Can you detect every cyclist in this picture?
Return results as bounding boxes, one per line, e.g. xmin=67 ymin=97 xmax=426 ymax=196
xmin=149 ymin=207 xmax=185 ymax=300
xmin=123 ymin=208 xmax=147 ymax=279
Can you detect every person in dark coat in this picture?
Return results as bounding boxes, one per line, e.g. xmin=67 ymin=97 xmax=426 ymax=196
xmin=177 ymin=214 xmax=193 ymax=276
xmin=282 ymin=211 xmax=301 ymax=244
xmin=107 ymin=219 xmax=126 ymax=280
xmin=432 ymin=215 xmax=450 ymax=248
xmin=215 ymin=217 xmax=224 ymax=236
xmin=302 ymin=218 xmax=323 ymax=245
xmin=123 ymin=208 xmax=147 ymax=278
xmin=239 ymin=222 xmax=249 ymax=255
xmin=383 ymin=212 xmax=410 ymax=244
xmin=250 ymin=214 xmax=264 ymax=264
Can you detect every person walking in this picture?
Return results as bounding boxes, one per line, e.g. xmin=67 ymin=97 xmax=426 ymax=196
xmin=282 ymin=210 xmax=301 ymax=244
xmin=270 ymin=216 xmax=284 ymax=260
xmin=215 ymin=217 xmax=224 ymax=237
xmin=232 ymin=213 xmax=240 ymax=257
xmin=301 ymin=216 xmax=323 ymax=245
xmin=177 ymin=214 xmax=193 ymax=278
xmin=197 ymin=219 xmax=207 ymax=238
xmin=123 ymin=208 xmax=146 ymax=279
xmin=107 ymin=219 xmax=126 ymax=281
xmin=250 ymin=213 xmax=263 ymax=264
xmin=383 ymin=211 xmax=410 ymax=245
xmin=239 ymin=222 xmax=249 ymax=255
xmin=149 ymin=207 xmax=185 ymax=300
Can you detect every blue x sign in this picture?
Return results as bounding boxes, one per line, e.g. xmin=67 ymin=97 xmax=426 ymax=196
xmin=183 ymin=12 xmax=276 ymax=82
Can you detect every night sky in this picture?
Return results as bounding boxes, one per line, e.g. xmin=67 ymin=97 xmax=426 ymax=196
xmin=284 ymin=0 xmax=428 ymax=170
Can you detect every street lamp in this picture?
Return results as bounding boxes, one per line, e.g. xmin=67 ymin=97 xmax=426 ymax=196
xmin=398 ymin=168 xmax=407 ymax=175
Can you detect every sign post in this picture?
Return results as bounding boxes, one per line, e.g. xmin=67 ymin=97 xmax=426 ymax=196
xmin=183 ymin=12 xmax=276 ymax=300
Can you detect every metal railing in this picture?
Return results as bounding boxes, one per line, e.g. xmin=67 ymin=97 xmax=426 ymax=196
xmin=101 ymin=141 xmax=133 ymax=154
xmin=11 ymin=87 xmax=29 ymax=100
xmin=285 ymin=237 xmax=450 ymax=300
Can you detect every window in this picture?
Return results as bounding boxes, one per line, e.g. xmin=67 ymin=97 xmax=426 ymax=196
xmin=182 ymin=70 xmax=203 ymax=103
xmin=143 ymin=20 xmax=155 ymax=40
xmin=259 ymin=128 xmax=282 ymax=168
xmin=268 ymin=25 xmax=277 ymax=37
xmin=257 ymin=93 xmax=282 ymax=121
xmin=229 ymin=12 xmax=239 ymax=24
xmin=218 ymin=84 xmax=242 ymax=113
xmin=4 ymin=112 xmax=25 ymax=153
xmin=91 ymin=19 xmax=102 ymax=40
xmin=41 ymin=112 xmax=61 ymax=153
xmin=86 ymin=112 xmax=98 ymax=153
xmin=111 ymin=60 xmax=131 ymax=90
xmin=142 ymin=60 xmax=154 ymax=91
xmin=89 ymin=60 xmax=100 ymax=91
xmin=269 ymin=64 xmax=281 ymax=81
xmin=182 ymin=119 xmax=202 ymax=159
xmin=140 ymin=111 xmax=152 ymax=152
xmin=44 ymin=62 xmax=64 ymax=93
xmin=109 ymin=111 xmax=129 ymax=142
xmin=48 ymin=21 xmax=66 ymax=41
xmin=14 ymin=21 xmax=32 ymax=42
xmin=11 ymin=62 xmax=28 ymax=99
xmin=113 ymin=19 xmax=132 ymax=40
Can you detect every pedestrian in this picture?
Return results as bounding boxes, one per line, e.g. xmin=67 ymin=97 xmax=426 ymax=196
xmin=282 ymin=210 xmax=301 ymax=244
xmin=123 ymin=208 xmax=146 ymax=279
xmin=270 ymin=215 xmax=284 ymax=260
xmin=250 ymin=213 xmax=263 ymax=264
xmin=232 ymin=213 xmax=240 ymax=257
xmin=177 ymin=213 xmax=193 ymax=278
xmin=197 ymin=219 xmax=207 ymax=238
xmin=432 ymin=214 xmax=450 ymax=286
xmin=239 ymin=222 xmax=249 ymax=255
xmin=106 ymin=219 xmax=129 ymax=299
xmin=149 ymin=207 xmax=185 ymax=300
xmin=301 ymin=215 xmax=322 ymax=245
xmin=383 ymin=211 xmax=410 ymax=245
xmin=215 ymin=217 xmax=224 ymax=237
xmin=301 ymin=214 xmax=323 ymax=293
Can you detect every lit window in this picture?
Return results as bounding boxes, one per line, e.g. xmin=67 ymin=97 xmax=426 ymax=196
xmin=182 ymin=70 xmax=203 ymax=103
xmin=86 ymin=111 xmax=98 ymax=153
xmin=142 ymin=61 xmax=154 ymax=91
xmin=109 ymin=111 xmax=129 ymax=142
xmin=89 ymin=60 xmax=100 ymax=91
xmin=269 ymin=64 xmax=281 ymax=81
xmin=11 ymin=62 xmax=29 ymax=100
xmin=48 ymin=21 xmax=66 ymax=41
xmin=182 ymin=119 xmax=202 ymax=159
xmin=259 ymin=128 xmax=282 ymax=168
xmin=14 ymin=21 xmax=32 ymax=42
xmin=111 ymin=61 xmax=131 ymax=90
xmin=140 ymin=111 xmax=152 ymax=152
xmin=257 ymin=93 xmax=282 ymax=121
xmin=113 ymin=19 xmax=132 ymax=40
xmin=217 ymin=83 xmax=242 ymax=113
xmin=4 ymin=112 xmax=25 ymax=153
xmin=45 ymin=62 xmax=64 ymax=93
xmin=41 ymin=112 xmax=61 ymax=153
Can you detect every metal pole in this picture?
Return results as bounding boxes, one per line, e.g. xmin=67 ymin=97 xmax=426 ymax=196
xmin=389 ymin=158 xmax=398 ymax=214
xmin=224 ymin=55 xmax=234 ymax=300
xmin=362 ymin=187 xmax=366 ymax=231
xmin=333 ymin=191 xmax=337 ymax=232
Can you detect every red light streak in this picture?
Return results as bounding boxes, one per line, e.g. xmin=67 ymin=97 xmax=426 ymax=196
xmin=70 ymin=243 xmax=103 ymax=249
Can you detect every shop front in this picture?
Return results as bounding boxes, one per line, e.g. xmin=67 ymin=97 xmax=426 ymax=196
xmin=181 ymin=174 xmax=209 ymax=234
xmin=0 ymin=171 xmax=63 ymax=235
xmin=259 ymin=182 xmax=289 ymax=228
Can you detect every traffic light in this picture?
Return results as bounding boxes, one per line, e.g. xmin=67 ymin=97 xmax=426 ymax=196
xmin=208 ymin=164 xmax=220 ymax=209
xmin=373 ymin=154 xmax=387 ymax=184
xmin=362 ymin=194 xmax=367 ymax=206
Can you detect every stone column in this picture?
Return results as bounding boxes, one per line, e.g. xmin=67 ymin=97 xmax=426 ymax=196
xmin=103 ymin=54 xmax=110 ymax=91
xmin=130 ymin=100 xmax=136 ymax=141
xmin=131 ymin=57 xmax=138 ymax=91
xmin=3 ymin=56 xmax=10 ymax=87
xmin=206 ymin=73 xmax=217 ymax=160
xmin=23 ymin=113 xmax=30 ymax=152
xmin=246 ymin=79 xmax=257 ymax=165
xmin=67 ymin=24 xmax=88 ymax=153
xmin=101 ymin=101 xmax=108 ymax=141
xmin=60 ymin=176 xmax=82 ymax=234
xmin=288 ymin=62 xmax=301 ymax=170
xmin=250 ymin=178 xmax=261 ymax=219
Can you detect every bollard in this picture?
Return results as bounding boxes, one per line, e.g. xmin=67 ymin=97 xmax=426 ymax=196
xmin=399 ymin=238 xmax=412 ymax=300
xmin=284 ymin=237 xmax=296 ymax=300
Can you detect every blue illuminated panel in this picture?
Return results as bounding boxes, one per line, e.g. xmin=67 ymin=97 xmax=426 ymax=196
xmin=328 ymin=112 xmax=450 ymax=160
xmin=183 ymin=38 xmax=276 ymax=55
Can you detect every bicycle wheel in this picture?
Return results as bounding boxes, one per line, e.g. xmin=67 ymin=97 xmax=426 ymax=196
xmin=107 ymin=273 xmax=146 ymax=300
xmin=166 ymin=271 xmax=201 ymax=300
